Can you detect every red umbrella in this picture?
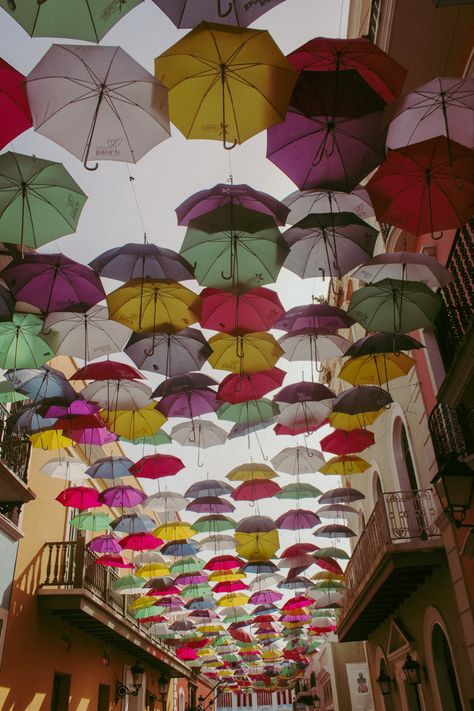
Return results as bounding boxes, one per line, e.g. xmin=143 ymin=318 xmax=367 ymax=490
xmin=130 ymin=454 xmax=184 ymax=479
xmin=56 ymin=486 xmax=101 ymax=510
xmin=232 ymin=480 xmax=281 ymax=502
xmin=71 ymin=361 xmax=143 ymax=380
xmin=281 ymin=543 xmax=319 ymax=557
xmin=230 ymin=629 xmax=252 ymax=643
xmin=199 ymin=287 xmax=284 ymax=333
xmin=312 ymin=556 xmax=344 ymax=575
xmin=366 ymin=136 xmax=474 ymax=238
xmin=0 ymin=58 xmax=32 ymax=149
xmin=218 ymin=368 xmax=286 ymax=404
xmin=320 ymin=428 xmax=375 ymax=455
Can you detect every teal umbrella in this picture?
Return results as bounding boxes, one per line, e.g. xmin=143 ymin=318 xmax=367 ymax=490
xmin=217 ymin=398 xmax=279 ymax=425
xmin=0 ymin=314 xmax=54 ymax=369
xmin=70 ymin=512 xmax=112 ymax=531
xmin=0 ymin=152 xmax=87 ymax=250
xmin=0 ymin=0 xmax=143 ymax=42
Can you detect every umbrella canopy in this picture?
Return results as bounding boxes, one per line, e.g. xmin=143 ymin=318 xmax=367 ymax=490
xmin=217 ymin=399 xmax=278 ymax=426
xmin=86 ymin=456 xmax=133 ymax=481
xmin=343 ymin=333 xmax=424 ymax=358
xmin=152 ymin=0 xmax=287 ymax=28
xmin=278 ymin=330 xmax=350 ymax=364
xmin=217 ymin=368 xmax=285 ymax=404
xmin=199 ymin=287 xmax=284 ymax=334
xmin=0 ymin=152 xmax=87 ymax=249
xmin=235 ymin=531 xmax=280 ymax=561
xmin=319 ymin=487 xmax=365 ymax=504
xmin=275 ymin=510 xmax=321 ymax=530
xmin=319 ymin=455 xmax=371 ymax=476
xmin=283 ymin=185 xmax=374 ymax=225
xmin=41 ymin=457 xmax=88 ymax=482
xmin=155 ymin=21 xmax=296 ymax=147
xmin=111 ymin=513 xmax=156 ymax=534
xmin=320 ymin=429 xmax=375 ymax=455
xmin=209 ymin=332 xmax=283 ymax=374
xmin=0 ymin=58 xmax=32 ymax=149
xmin=332 ymin=385 xmax=392 ymax=414
xmin=130 ymin=453 xmax=184 ymax=479
xmin=0 ymin=314 xmax=54 ymax=369
xmin=70 ymin=512 xmax=111 ymax=531
xmin=180 ymin=206 xmax=288 ymax=290
xmin=0 ymin=285 xmax=15 ymax=323
xmin=352 ymin=251 xmax=453 ymax=289
xmin=144 ymin=491 xmax=189 ymax=512
xmin=185 ymin=479 xmax=234 ymax=498
xmin=102 ymin=404 xmax=167 ymax=440
xmin=275 ymin=304 xmax=355 ymax=332
xmin=27 ymin=44 xmax=170 ymax=169
xmin=56 ymin=486 xmax=101 ymax=510
xmin=226 ymin=463 xmax=278 ymax=482
xmin=98 ymin=485 xmax=146 ymax=508
xmin=71 ymin=361 xmax=142 ymax=381
xmin=90 ymin=242 xmax=194 ymax=282
xmin=271 ymin=447 xmax=325 ymax=475
xmin=81 ymin=380 xmax=153 ymax=411
xmin=107 ymin=278 xmax=200 ymax=334
xmin=171 ymin=421 xmax=228 ymax=449
xmin=232 ymin=480 xmax=281 ymax=501
xmin=186 ymin=496 xmax=235 ymax=514
xmin=313 ymin=524 xmax=356 ymax=539
xmin=0 ymin=0 xmax=143 ymax=41
xmin=275 ymin=483 xmax=323 ymax=500
xmin=339 ymin=352 xmax=416 ymax=385
xmin=156 ymin=388 xmax=219 ymax=419
xmin=125 ymin=328 xmax=211 ymax=377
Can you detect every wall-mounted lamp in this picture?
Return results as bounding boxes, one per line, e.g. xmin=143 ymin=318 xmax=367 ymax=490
xmin=116 ymin=662 xmax=145 ymax=703
xmin=158 ymin=675 xmax=169 ymax=707
xmin=431 ymin=457 xmax=474 ymax=529
xmin=376 ymin=667 xmax=396 ymax=695
xmin=402 ymin=654 xmax=427 ymax=686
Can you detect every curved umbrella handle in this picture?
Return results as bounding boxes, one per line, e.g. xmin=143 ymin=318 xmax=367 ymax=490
xmin=217 ymin=0 xmax=233 ymax=17
xmin=84 ymin=158 xmax=99 ymax=171
xmin=223 ymin=137 xmax=237 ymax=150
xmin=221 ymin=269 xmax=233 ymax=280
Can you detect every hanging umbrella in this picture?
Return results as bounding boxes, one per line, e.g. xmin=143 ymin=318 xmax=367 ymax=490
xmin=156 ymin=388 xmax=219 ymax=419
xmin=235 ymin=531 xmax=280 ymax=561
xmin=199 ymin=287 xmax=284 ymax=334
xmin=275 ymin=401 xmax=332 ymax=434
xmin=217 ymin=399 xmax=278 ymax=425
xmin=283 ymin=186 xmax=374 ymax=225
xmin=194 ymin=516 xmax=236 ymax=534
xmin=266 ymin=70 xmax=386 ymax=192
xmin=8 ymin=404 xmax=56 ymax=434
xmin=86 ymin=456 xmax=133 ymax=481
xmin=0 ymin=314 xmax=54 ymax=369
xmin=111 ymin=513 xmax=156 ymax=534
xmin=152 ymin=1 xmax=287 ymax=28
xmin=320 ymin=429 xmax=375 ymax=455
xmin=125 ymin=328 xmax=211 ymax=377
xmin=313 ymin=546 xmax=350 ymax=561
xmin=102 ymin=404 xmax=167 ymax=440
xmin=287 ymin=36 xmax=407 ymax=102
xmin=319 ymin=487 xmax=365 ymax=505
xmin=275 ymin=510 xmax=321 ymax=530
xmin=2 ymin=253 xmax=105 ymax=314
xmin=226 ymin=463 xmax=278 ymax=481
xmin=217 ymin=368 xmax=285 ymax=404
xmin=107 ymin=278 xmax=200 ymax=333
xmin=275 ymin=304 xmax=355 ymax=332
xmin=119 ymin=533 xmax=163 ymax=551
xmin=313 ymin=525 xmax=356 ymax=539
xmin=209 ymin=332 xmax=283 ymax=374
xmin=112 ymin=574 xmax=147 ymax=595
xmin=186 ymin=497 xmax=235 ymax=515
xmin=90 ymin=242 xmax=194 ymax=282
xmin=180 ymin=206 xmax=288 ymax=290
xmin=154 ymin=522 xmax=197 ymax=541
xmin=29 ymin=429 xmax=75 ymax=450
xmin=56 ymin=486 xmax=101 ymax=510
xmin=98 ymin=485 xmax=146 ymax=508
xmin=27 ymin=44 xmax=169 ymax=170
xmin=347 ymin=279 xmax=443 ymax=334
xmin=200 ymin=535 xmax=236 ymax=551
xmin=271 ymin=447 xmax=325 ymax=475
xmin=0 ymin=58 xmax=32 ymax=149
xmin=185 ymin=480 xmax=234 ymax=498
xmin=176 ymin=182 xmax=289 ymax=226
xmin=319 ymin=455 xmax=371 ymax=476
xmin=41 ymin=457 xmax=88 ymax=482
xmin=278 ymin=330 xmax=350 ymax=364
xmin=231 ymin=480 xmax=281 ymax=502
xmin=343 ymin=333 xmax=424 ymax=358
xmin=155 ymin=21 xmax=296 ymax=148
xmin=70 ymin=512 xmax=111 ymax=531
xmin=0 ymin=152 xmax=87 ymax=249
xmin=130 ymin=453 xmax=184 ymax=479
xmin=366 ymin=136 xmax=474 ymax=238
xmin=275 ymin=483 xmax=323 ymax=500
xmin=87 ymin=534 xmax=122 ymax=555
xmin=331 ymin=385 xmax=392 ymax=414
xmin=387 ymin=77 xmax=474 ymax=150
xmin=171 ymin=421 xmax=228 ymax=449
xmin=71 ymin=361 xmax=143 ymax=381
xmin=43 ymin=305 xmax=132 ymax=362
xmin=0 ymin=0 xmax=143 ymax=41
xmin=81 ymin=380 xmax=153 ymax=410
xmin=144 ymin=491 xmax=189 ymax=512
xmin=352 ymin=251 xmax=453 ymax=288
xmin=0 ymin=380 xmax=28 ymax=404
xmin=161 ymin=540 xmax=200 ymax=557
xmin=317 ymin=504 xmax=359 ymax=519
xmin=339 ymin=352 xmax=416 ymax=386
xmin=120 ymin=429 xmax=171 ymax=446
xmin=282 ymin=212 xmax=378 ymax=280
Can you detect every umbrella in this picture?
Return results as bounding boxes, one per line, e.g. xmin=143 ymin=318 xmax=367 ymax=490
xmin=71 ymin=361 xmax=143 ymax=381
xmin=2 ymin=253 xmax=105 ymax=313
xmin=102 ymin=405 xmax=166 ymax=440
xmin=112 ymin=574 xmax=147 ymax=595
xmin=186 ymin=497 xmax=235 ymax=514
xmin=156 ymin=388 xmax=219 ymax=419
xmin=86 ymin=456 xmax=133 ymax=481
xmin=313 ymin=525 xmax=356 ymax=539
xmin=177 ymin=182 xmax=289 ymax=226
xmin=27 ymin=44 xmax=169 ymax=170
xmin=343 ymin=333 xmax=424 ymax=358
xmin=111 ymin=513 xmax=156 ymax=534
xmin=194 ymin=517 xmax=236 ymax=534
xmin=266 ymin=70 xmax=386 ymax=192
xmin=120 ymin=533 xmax=163 ymax=551
xmin=320 ymin=429 xmax=375 ymax=455
xmin=107 ymin=278 xmax=200 ymax=334
xmin=185 ymin=480 xmax=234 ymax=498
xmin=199 ymin=287 xmax=284 ymax=333
xmin=179 ymin=206 xmax=288 ymax=290
xmin=338 ymin=352 xmax=416 ymax=386
xmin=0 ymin=314 xmax=54 ymax=369
xmin=1 ymin=0 xmax=143 ymax=41
xmin=217 ymin=368 xmax=285 ymax=404
xmin=29 ymin=429 xmax=75 ymax=450
xmin=347 ymin=278 xmax=443 ymax=334
xmin=275 ymin=483 xmax=323 ymax=500
xmin=366 ymin=136 xmax=474 ymax=238
xmin=282 ymin=212 xmax=378 ymax=280
xmin=352 ymin=251 xmax=453 ymax=289
xmin=43 ymin=305 xmax=132 ymax=362
xmin=130 ymin=453 xmax=184 ymax=479
xmin=319 ymin=487 xmax=365 ymax=504
xmin=217 ymin=399 xmax=278 ymax=426
xmin=125 ymin=328 xmax=211 ymax=377
xmin=386 ymin=77 xmax=474 ymax=151
xmin=155 ymin=21 xmax=296 ymax=148
xmin=0 ymin=152 xmax=87 ymax=249
xmin=287 ymin=36 xmax=407 ymax=102
xmin=0 ymin=380 xmax=28 ymax=405
xmin=154 ymin=522 xmax=197 ymax=541
xmin=271 ymin=447 xmax=325 ymax=475
xmin=283 ymin=186 xmax=374 ymax=225
xmin=56 ymin=486 xmax=101 ymax=510
xmin=319 ymin=455 xmax=371 ymax=476
xmin=172 ymin=422 xmax=228 ymax=449
xmin=275 ymin=510 xmax=321 ymax=530
xmin=90 ymin=242 xmax=194 ymax=282
xmin=209 ymin=332 xmax=283 ymax=374
xmin=98 ymin=485 xmax=146 ymax=508
xmin=231 ymin=480 xmax=281 ymax=501
xmin=152 ymin=1 xmax=287 ymax=28
xmin=200 ymin=535 xmax=236 ymax=551
xmin=226 ymin=463 xmax=278 ymax=481
xmin=144 ymin=491 xmax=189 ymax=512
xmin=317 ymin=504 xmax=359 ymax=519
xmin=161 ymin=540 xmax=200 ymax=557
xmin=41 ymin=457 xmax=88 ymax=482
xmin=0 ymin=58 xmax=32 ymax=149
xmin=87 ymin=534 xmax=122 ymax=555
xmin=70 ymin=512 xmax=111 ymax=531
xmin=275 ymin=304 xmax=355 ymax=332
xmin=278 ymin=330 xmax=350 ymax=365
xmin=235 ymin=531 xmax=280 ymax=561
xmin=81 ymin=380 xmax=153 ymax=410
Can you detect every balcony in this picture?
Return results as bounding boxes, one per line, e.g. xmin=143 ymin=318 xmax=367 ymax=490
xmin=0 ymin=405 xmax=34 ymax=514
xmin=429 ymin=402 xmax=474 ymax=467
xmin=37 ymin=539 xmax=193 ymax=679
xmin=337 ymin=489 xmax=445 ymax=642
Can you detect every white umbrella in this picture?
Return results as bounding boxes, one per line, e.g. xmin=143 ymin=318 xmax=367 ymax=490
xmin=271 ymin=446 xmax=325 ymax=475
xmin=143 ymin=491 xmax=189 ymax=512
xmin=40 ymin=456 xmax=88 ymax=481
xmin=352 ymin=251 xmax=453 ymax=289
xmin=81 ymin=379 xmax=153 ymax=410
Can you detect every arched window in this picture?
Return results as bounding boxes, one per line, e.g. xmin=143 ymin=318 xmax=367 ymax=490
xmin=432 ymin=624 xmax=463 ymax=710
xmin=392 ymin=416 xmax=419 ymax=490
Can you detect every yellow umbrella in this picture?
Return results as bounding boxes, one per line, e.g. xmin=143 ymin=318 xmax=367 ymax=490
xmin=262 ymin=650 xmax=281 ymax=660
xmin=208 ymin=571 xmax=246 ymax=582
xmin=197 ymin=624 xmax=225 ymax=634
xmin=234 ymin=531 xmax=279 ymax=561
xmin=216 ymin=593 xmax=249 ymax=607
xmin=102 ymin=404 xmax=167 ymax=439
xmin=208 ymin=332 xmax=283 ymax=374
xmin=311 ymin=571 xmax=345 ymax=582
xmin=153 ymin=522 xmax=197 ymax=541
xmin=319 ymin=455 xmax=371 ymax=476
xmin=327 ymin=407 xmax=385 ymax=431
xmin=155 ymin=22 xmax=297 ymax=148
xmin=339 ymin=352 xmax=416 ymax=386
xmin=29 ymin=429 xmax=75 ymax=450
xmin=135 ymin=562 xmax=170 ymax=578
xmin=107 ymin=278 xmax=200 ymax=333
xmin=128 ymin=595 xmax=157 ymax=611
xmin=226 ymin=462 xmax=278 ymax=481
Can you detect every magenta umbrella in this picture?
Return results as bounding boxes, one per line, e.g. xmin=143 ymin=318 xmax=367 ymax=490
xmin=275 ymin=304 xmax=355 ymax=332
xmin=119 ymin=532 xmax=163 ymax=551
xmin=186 ymin=497 xmax=236 ymax=514
xmin=152 ymin=1 xmax=287 ymax=27
xmin=130 ymin=454 xmax=185 ymax=479
xmin=86 ymin=534 xmax=122 ymax=554
xmin=98 ymin=485 xmax=146 ymax=508
xmin=248 ymin=590 xmax=282 ymax=605
xmin=231 ymin=480 xmax=281 ymax=501
xmin=56 ymin=486 xmax=101 ymax=509
xmin=0 ymin=58 xmax=32 ymax=149
xmin=2 ymin=253 xmax=105 ymax=313
xmin=155 ymin=388 xmax=219 ymax=418
xmin=65 ymin=427 xmax=118 ymax=446
xmin=275 ymin=509 xmax=321 ymax=530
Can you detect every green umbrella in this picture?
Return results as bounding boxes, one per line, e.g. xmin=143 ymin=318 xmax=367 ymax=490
xmin=311 ymin=580 xmax=345 ymax=592
xmin=180 ymin=583 xmax=212 ymax=598
xmin=217 ymin=398 xmax=279 ymax=425
xmin=0 ymin=152 xmax=87 ymax=250
xmin=179 ymin=205 xmax=288 ymax=290
xmin=70 ymin=512 xmax=112 ymax=531
xmin=170 ymin=557 xmax=205 ymax=574
xmin=0 ymin=381 xmax=28 ymax=404
xmin=347 ymin=278 xmax=442 ymax=334
xmin=112 ymin=574 xmax=146 ymax=595
xmin=119 ymin=429 xmax=172 ymax=446
xmin=193 ymin=516 xmax=236 ymax=533
xmin=275 ymin=483 xmax=323 ymax=500
xmin=0 ymin=314 xmax=54 ymax=369
xmin=132 ymin=605 xmax=165 ymax=619
xmin=316 ymin=546 xmax=350 ymax=560
xmin=0 ymin=0 xmax=143 ymax=42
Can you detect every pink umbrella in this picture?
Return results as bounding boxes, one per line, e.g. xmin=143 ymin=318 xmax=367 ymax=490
xmin=56 ymin=486 xmax=101 ymax=509
xmin=217 ymin=368 xmax=286 ymax=404
xmin=0 ymin=58 xmax=32 ymax=149
xmin=212 ymin=581 xmax=248 ymax=593
xmin=96 ymin=554 xmax=134 ymax=569
xmin=65 ymin=427 xmax=117 ymax=446
xmin=232 ymin=480 xmax=281 ymax=501
xmin=275 ymin=509 xmax=321 ymax=530
xmin=248 ymin=590 xmax=282 ymax=605
xmin=176 ymin=646 xmax=199 ymax=661
xmin=118 ymin=533 xmax=163 ymax=551
xmin=130 ymin=454 xmax=184 ymax=479
xmin=282 ymin=595 xmax=315 ymax=610
xmin=199 ymin=287 xmax=284 ymax=333
xmin=204 ymin=555 xmax=244 ymax=571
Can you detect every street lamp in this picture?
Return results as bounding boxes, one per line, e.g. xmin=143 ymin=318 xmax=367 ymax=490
xmin=402 ymin=654 xmax=425 ymax=686
xmin=431 ymin=457 xmax=474 ymax=528
xmin=376 ymin=667 xmax=394 ymax=696
xmin=115 ymin=661 xmax=145 ymax=703
xmin=157 ymin=675 xmax=169 ymax=708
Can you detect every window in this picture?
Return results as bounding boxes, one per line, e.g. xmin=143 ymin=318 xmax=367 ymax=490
xmin=97 ymin=685 xmax=110 ymax=711
xmin=432 ymin=624 xmax=463 ymax=710
xmin=51 ymin=673 xmax=71 ymax=711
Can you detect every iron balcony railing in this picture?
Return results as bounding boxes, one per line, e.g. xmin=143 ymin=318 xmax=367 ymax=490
xmin=0 ymin=405 xmax=31 ymax=485
xmin=342 ymin=489 xmax=441 ymax=613
xmin=429 ymin=402 xmax=474 ymax=465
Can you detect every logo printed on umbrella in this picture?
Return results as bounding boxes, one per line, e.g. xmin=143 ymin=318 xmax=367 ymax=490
xmin=101 ymin=0 xmax=125 ymax=20
xmin=67 ymin=195 xmax=81 ymax=220
xmin=96 ymin=138 xmax=123 ymax=157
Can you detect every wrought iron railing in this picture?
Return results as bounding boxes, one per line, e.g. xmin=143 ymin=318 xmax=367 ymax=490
xmin=0 ymin=405 xmax=31 ymax=484
xmin=342 ymin=489 xmax=440 ymax=612
xmin=435 ymin=220 xmax=474 ymax=370
xmin=367 ymin=0 xmax=382 ymax=42
xmin=429 ymin=402 xmax=474 ymax=465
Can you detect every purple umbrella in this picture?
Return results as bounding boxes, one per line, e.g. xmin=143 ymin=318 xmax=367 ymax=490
xmin=186 ymin=496 xmax=235 ymax=514
xmin=66 ymin=427 xmax=117 ymax=446
xmin=176 ymin=182 xmax=289 ymax=226
xmin=151 ymin=0 xmax=287 ymax=27
xmin=87 ymin=534 xmax=122 ymax=554
xmin=45 ymin=400 xmax=100 ymax=417
xmin=275 ymin=509 xmax=321 ymax=530
xmin=248 ymin=590 xmax=282 ymax=605
xmin=283 ymin=186 xmax=374 ymax=224
xmin=235 ymin=516 xmax=276 ymax=533
xmin=125 ymin=328 xmax=211 ymax=376
xmin=274 ymin=382 xmax=334 ymax=404
xmin=98 ymin=485 xmax=146 ymax=508
xmin=153 ymin=373 xmax=217 ymax=397
xmin=156 ymin=388 xmax=219 ymax=418
xmin=175 ymin=573 xmax=208 ymax=586
xmin=2 ymin=253 xmax=105 ymax=313
xmin=313 ymin=524 xmax=356 ymax=538
xmin=274 ymin=304 xmax=355 ymax=332
xmin=90 ymin=242 xmax=194 ymax=281
xmin=319 ymin=487 xmax=365 ymax=504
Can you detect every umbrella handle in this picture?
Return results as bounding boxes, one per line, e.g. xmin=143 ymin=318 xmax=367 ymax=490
xmin=223 ymin=138 xmax=237 ymax=151
xmin=431 ymin=231 xmax=443 ymax=241
xmin=84 ymin=158 xmax=99 ymax=171
xmin=217 ymin=0 xmax=233 ymax=17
